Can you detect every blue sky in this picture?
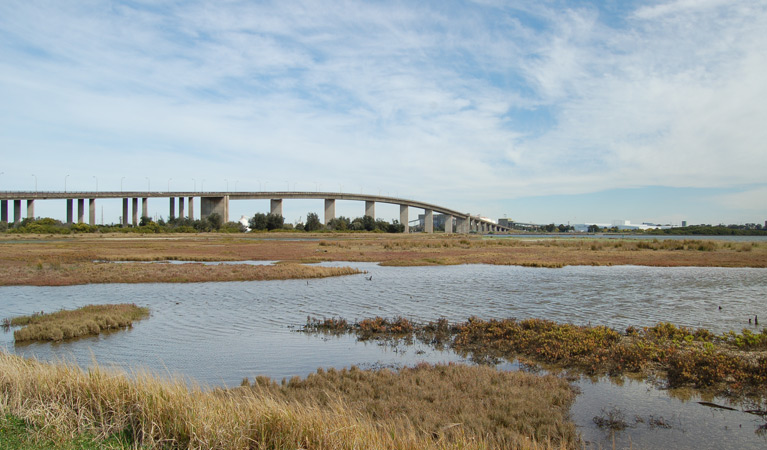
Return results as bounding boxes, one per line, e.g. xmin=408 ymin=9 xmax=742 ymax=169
xmin=1 ymin=0 xmax=765 ymax=226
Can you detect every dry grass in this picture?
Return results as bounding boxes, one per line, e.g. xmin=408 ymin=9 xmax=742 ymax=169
xmin=0 ymin=260 xmax=360 ymax=286
xmin=242 ymin=363 xmax=577 ymax=448
xmin=0 ymin=352 xmax=571 ymax=450
xmin=0 ymin=234 xmax=764 ymax=286
xmin=10 ymin=304 xmax=149 ymax=342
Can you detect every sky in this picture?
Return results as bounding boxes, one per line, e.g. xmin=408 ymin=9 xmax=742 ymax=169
xmin=1 ymin=0 xmax=766 ymax=226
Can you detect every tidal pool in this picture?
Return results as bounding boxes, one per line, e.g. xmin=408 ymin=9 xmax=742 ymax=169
xmin=2 ymin=263 xmax=766 ymax=449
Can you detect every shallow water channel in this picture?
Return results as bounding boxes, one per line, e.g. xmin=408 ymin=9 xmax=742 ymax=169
xmin=2 ymin=262 xmax=766 ymax=449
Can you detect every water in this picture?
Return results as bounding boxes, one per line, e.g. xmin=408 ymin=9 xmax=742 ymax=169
xmin=2 ymin=262 xmax=766 ymax=448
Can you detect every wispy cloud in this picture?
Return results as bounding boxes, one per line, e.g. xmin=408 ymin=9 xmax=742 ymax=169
xmin=0 ymin=0 xmax=765 ymax=223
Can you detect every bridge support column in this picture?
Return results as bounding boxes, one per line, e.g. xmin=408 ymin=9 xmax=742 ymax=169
xmin=169 ymin=198 xmax=176 ymax=220
xmin=122 ymin=198 xmax=129 ymax=227
xmin=201 ymin=196 xmax=229 ymax=222
xmin=444 ymin=215 xmax=453 ymax=234
xmin=1 ymin=200 xmax=7 ymax=223
xmin=365 ymin=201 xmax=375 ymax=219
xmin=179 ymin=197 xmax=185 ymax=220
xmin=324 ymin=199 xmax=335 ymax=225
xmin=424 ymin=209 xmax=433 ymax=233
xmin=132 ymin=198 xmax=139 ymax=226
xmin=65 ymin=199 xmax=73 ymax=224
xmin=26 ymin=200 xmax=35 ymax=219
xmin=271 ymin=199 xmax=283 ymax=217
xmin=77 ymin=199 xmax=85 ymax=224
xmin=89 ymin=199 xmax=96 ymax=225
xmin=142 ymin=198 xmax=148 ymax=219
xmin=399 ymin=205 xmax=409 ymax=233
xmin=13 ymin=200 xmax=21 ymax=224
xmin=187 ymin=197 xmax=194 ymax=220
xmin=455 ymin=217 xmax=466 ymax=233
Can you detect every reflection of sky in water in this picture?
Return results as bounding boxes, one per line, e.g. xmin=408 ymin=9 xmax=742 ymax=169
xmin=2 ymin=263 xmax=766 ymax=449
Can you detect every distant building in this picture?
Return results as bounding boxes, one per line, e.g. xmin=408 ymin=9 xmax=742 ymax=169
xmin=682 ymin=221 xmax=687 ymax=227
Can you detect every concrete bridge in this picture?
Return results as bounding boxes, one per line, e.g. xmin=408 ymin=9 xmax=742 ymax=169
xmin=0 ymin=191 xmax=510 ymax=234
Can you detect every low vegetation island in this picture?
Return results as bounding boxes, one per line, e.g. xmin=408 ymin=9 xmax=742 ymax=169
xmin=306 ymin=316 xmax=767 ymax=403
xmin=7 ymin=304 xmax=150 ymax=342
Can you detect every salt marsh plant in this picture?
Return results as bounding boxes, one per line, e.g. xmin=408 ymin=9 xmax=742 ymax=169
xmin=10 ymin=304 xmax=149 ymax=342
xmin=0 ymin=352 xmax=572 ymax=450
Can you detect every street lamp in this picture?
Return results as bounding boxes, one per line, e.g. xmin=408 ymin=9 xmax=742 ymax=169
xmin=93 ymin=176 xmax=98 ymax=192
xmin=145 ymin=177 xmax=150 ymax=192
xmin=167 ymin=178 xmax=172 ymax=192
xmin=201 ymin=179 xmax=205 ymax=192
xmin=31 ymin=174 xmax=37 ymax=192
xmin=235 ymin=180 xmax=239 ymax=192
xmin=285 ymin=180 xmax=289 ymax=191
xmin=224 ymin=179 xmax=229 ymax=192
xmin=192 ymin=178 xmax=196 ymax=192
xmin=121 ymin=176 xmax=126 ymax=192
xmin=64 ymin=174 xmax=69 ymax=193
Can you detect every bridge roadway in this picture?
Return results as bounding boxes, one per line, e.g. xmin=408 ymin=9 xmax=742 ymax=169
xmin=0 ymin=191 xmax=509 ymax=234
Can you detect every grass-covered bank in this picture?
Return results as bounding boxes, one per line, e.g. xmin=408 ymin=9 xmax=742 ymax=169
xmin=0 ymin=260 xmax=361 ymax=286
xmin=0 ymin=352 xmax=573 ymax=450
xmin=0 ymin=233 xmax=765 ymax=287
xmin=305 ymin=317 xmax=767 ymax=403
xmin=7 ymin=304 xmax=149 ymax=342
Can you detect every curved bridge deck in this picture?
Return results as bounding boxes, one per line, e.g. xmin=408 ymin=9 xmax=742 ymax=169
xmin=0 ymin=191 xmax=508 ymax=233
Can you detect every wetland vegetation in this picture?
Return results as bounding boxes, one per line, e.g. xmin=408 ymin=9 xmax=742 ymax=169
xmin=0 ymin=352 xmax=572 ymax=450
xmin=6 ymin=304 xmax=149 ymax=342
xmin=0 ymin=233 xmax=764 ymax=286
xmin=306 ymin=316 xmax=767 ymax=407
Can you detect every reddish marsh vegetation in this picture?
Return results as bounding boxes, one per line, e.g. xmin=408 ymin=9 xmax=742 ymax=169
xmin=0 ymin=234 xmax=764 ymax=286
xmin=307 ymin=316 xmax=767 ymax=401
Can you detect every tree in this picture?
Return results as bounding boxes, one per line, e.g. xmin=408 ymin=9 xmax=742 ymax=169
xmin=249 ymin=213 xmax=268 ymax=230
xmin=587 ymin=224 xmax=601 ymax=233
xmin=327 ymin=216 xmax=350 ymax=231
xmin=266 ymin=213 xmax=284 ymax=231
xmin=362 ymin=215 xmax=375 ymax=231
xmin=387 ymin=220 xmax=405 ymax=233
xmin=207 ymin=213 xmax=223 ymax=230
xmin=304 ymin=212 xmax=323 ymax=231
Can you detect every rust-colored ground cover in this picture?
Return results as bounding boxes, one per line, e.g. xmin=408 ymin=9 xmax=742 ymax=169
xmin=0 ymin=233 xmax=764 ymax=286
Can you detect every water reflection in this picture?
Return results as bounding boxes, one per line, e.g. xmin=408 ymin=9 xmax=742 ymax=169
xmin=1 ymin=263 xmax=766 ymax=449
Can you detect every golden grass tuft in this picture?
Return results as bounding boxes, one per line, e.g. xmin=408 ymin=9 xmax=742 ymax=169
xmin=242 ymin=363 xmax=578 ymax=447
xmin=12 ymin=304 xmax=150 ymax=342
xmin=0 ymin=352 xmax=571 ymax=450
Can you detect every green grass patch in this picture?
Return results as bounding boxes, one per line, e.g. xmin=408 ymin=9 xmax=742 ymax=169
xmin=0 ymin=414 xmax=134 ymax=449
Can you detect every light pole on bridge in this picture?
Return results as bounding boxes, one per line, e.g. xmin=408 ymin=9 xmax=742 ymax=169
xmin=145 ymin=177 xmax=150 ymax=192
xmin=121 ymin=176 xmax=126 ymax=192
xmin=64 ymin=174 xmax=69 ymax=193
xmin=31 ymin=174 xmax=37 ymax=192
xmin=93 ymin=176 xmax=98 ymax=192
xmin=192 ymin=178 xmax=196 ymax=192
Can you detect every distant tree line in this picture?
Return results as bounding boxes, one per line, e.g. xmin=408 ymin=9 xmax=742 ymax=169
xmin=248 ymin=212 xmax=404 ymax=233
xmin=0 ymin=214 xmax=245 ymax=234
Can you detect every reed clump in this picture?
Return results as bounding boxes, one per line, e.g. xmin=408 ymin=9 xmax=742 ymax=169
xmin=306 ymin=317 xmax=767 ymax=399
xmin=241 ymin=363 xmax=578 ymax=448
xmin=0 ymin=352 xmax=571 ymax=450
xmin=11 ymin=304 xmax=149 ymax=342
